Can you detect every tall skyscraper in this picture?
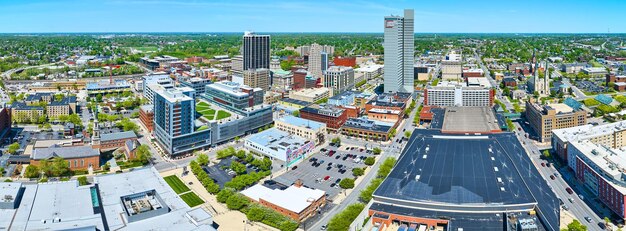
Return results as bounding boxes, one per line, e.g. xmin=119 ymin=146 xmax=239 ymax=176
xmin=321 ymin=52 xmax=328 ymax=73
xmin=383 ymin=9 xmax=414 ymax=94
xmin=243 ymin=31 xmax=270 ymax=71
xmin=309 ymin=43 xmax=324 ymax=79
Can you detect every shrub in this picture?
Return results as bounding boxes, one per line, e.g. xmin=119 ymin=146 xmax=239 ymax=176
xmin=339 ymin=178 xmax=355 ymax=189
xmin=364 ymin=157 xmax=375 ymax=166
xmin=352 ymin=168 xmax=364 ymax=177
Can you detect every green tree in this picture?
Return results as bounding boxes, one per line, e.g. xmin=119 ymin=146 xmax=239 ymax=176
xmin=51 ymin=157 xmax=70 ymax=176
xmin=7 ymin=142 xmax=20 ymax=154
xmin=24 ymin=165 xmax=40 ymax=178
xmin=136 ymin=145 xmax=152 ymax=164
xmin=543 ymin=150 xmax=551 ymax=158
xmin=291 ymin=110 xmax=300 ymax=117
xmin=562 ymin=219 xmax=586 ymax=231
xmin=226 ymin=193 xmax=249 ymax=210
xmin=331 ymin=137 xmax=341 ymax=146
xmin=196 ymin=153 xmax=209 ymax=166
xmin=339 ymin=178 xmax=355 ymax=189
xmin=372 ymin=147 xmax=382 ymax=155
xmin=352 ymin=167 xmax=364 ymax=177
xmin=364 ymin=157 xmax=375 ymax=166
xmin=217 ymin=188 xmax=234 ymax=203
xmin=404 ymin=131 xmax=412 ymax=139
xmin=230 ymin=161 xmax=247 ymax=175
xmin=77 ymin=176 xmax=89 ymax=186
xmin=327 ymin=203 xmax=365 ymax=231
xmin=246 ymin=205 xmax=266 ymax=221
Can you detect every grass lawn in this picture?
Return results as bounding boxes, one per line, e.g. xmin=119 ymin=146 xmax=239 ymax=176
xmin=215 ymin=110 xmax=231 ymax=120
xmin=199 ymin=109 xmax=216 ymax=119
xmin=196 ymin=101 xmax=210 ymax=108
xmin=180 ymin=192 xmax=204 ymax=207
xmin=164 ymin=175 xmax=191 ymax=194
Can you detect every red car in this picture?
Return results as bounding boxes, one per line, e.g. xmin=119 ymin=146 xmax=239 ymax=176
xmin=566 ymin=187 xmax=574 ymax=194
xmin=550 ymin=175 xmax=555 ymax=180
xmin=541 ymin=163 xmax=546 ymax=167
xmin=323 ymin=176 xmax=330 ymax=181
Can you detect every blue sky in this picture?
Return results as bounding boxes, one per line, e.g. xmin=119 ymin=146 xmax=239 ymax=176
xmin=0 ymin=0 xmax=624 ymax=33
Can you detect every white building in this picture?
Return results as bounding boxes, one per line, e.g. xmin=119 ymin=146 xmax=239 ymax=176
xmin=289 ymin=87 xmax=330 ymax=103
xmin=356 ymin=64 xmax=384 ymax=80
xmin=244 ymin=128 xmax=315 ymax=167
xmin=142 ymin=74 xmax=174 ymax=104
xmin=275 ymin=115 xmax=326 ymax=144
xmin=309 ymin=43 xmax=324 ymax=79
xmin=425 ymin=79 xmax=494 ymax=107
xmin=324 ymin=66 xmax=355 ymax=95
xmin=383 ymin=9 xmax=414 ymax=94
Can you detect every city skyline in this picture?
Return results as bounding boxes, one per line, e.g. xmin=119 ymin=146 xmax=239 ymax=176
xmin=0 ymin=0 xmax=624 ymax=33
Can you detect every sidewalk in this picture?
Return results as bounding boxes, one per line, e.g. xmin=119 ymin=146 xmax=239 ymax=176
xmin=160 ymin=168 xmax=278 ymax=231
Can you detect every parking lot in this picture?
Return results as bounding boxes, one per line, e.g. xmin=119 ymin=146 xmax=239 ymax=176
xmin=575 ymin=80 xmax=605 ymax=93
xmin=203 ymin=155 xmax=282 ymax=188
xmin=273 ymin=144 xmax=376 ymax=199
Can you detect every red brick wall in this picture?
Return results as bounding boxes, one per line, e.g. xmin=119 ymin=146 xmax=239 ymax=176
xmin=139 ymin=109 xmax=154 ymax=132
xmin=369 ymin=210 xmax=449 ymax=228
xmin=300 ymin=110 xmax=347 ymax=130
xmin=31 ymin=155 xmax=100 ymax=171
xmin=333 ymin=57 xmax=356 ymax=67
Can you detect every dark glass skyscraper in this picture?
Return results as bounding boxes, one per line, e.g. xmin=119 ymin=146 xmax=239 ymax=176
xmin=242 ymin=31 xmax=270 ymax=70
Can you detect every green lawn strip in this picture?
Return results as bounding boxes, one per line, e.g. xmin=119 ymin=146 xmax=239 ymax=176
xmin=215 ymin=110 xmax=231 ymax=120
xmin=196 ymin=105 xmax=211 ymax=110
xmin=179 ymin=192 xmax=204 ymax=207
xmin=164 ymin=175 xmax=191 ymax=194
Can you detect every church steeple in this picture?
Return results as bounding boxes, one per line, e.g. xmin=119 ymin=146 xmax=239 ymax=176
xmin=91 ymin=105 xmax=101 ymax=146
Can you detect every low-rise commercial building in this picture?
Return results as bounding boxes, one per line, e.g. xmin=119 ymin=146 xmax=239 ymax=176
xmin=340 ymin=117 xmax=395 ymax=141
xmin=86 ymin=79 xmax=131 ymax=97
xmin=288 ymin=87 xmax=330 ymax=103
xmin=241 ymin=181 xmax=326 ymax=222
xmin=356 ymin=64 xmax=384 ymax=80
xmin=581 ymin=67 xmax=608 ymax=77
xmin=525 ymin=100 xmax=587 ymax=143
xmin=275 ymin=115 xmax=326 ymax=144
xmin=560 ymin=63 xmax=588 ymax=74
xmin=327 ymin=90 xmax=359 ymax=107
xmin=441 ymin=60 xmax=462 ymax=81
xmin=244 ymin=128 xmax=315 ymax=166
xmin=300 ymin=104 xmax=347 ymax=131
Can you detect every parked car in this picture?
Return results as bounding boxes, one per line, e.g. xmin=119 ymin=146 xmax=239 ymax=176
xmin=326 ymin=166 xmax=332 ymax=171
xmin=291 ymin=166 xmax=298 ymax=170
xmin=550 ymin=175 xmax=555 ymax=180
xmin=330 ymin=183 xmax=336 ymax=188
xmin=541 ymin=163 xmax=546 ymax=167
xmin=335 ymin=155 xmax=341 ymax=159
xmin=585 ymin=217 xmax=592 ymax=223
xmin=566 ymin=187 xmax=574 ymax=194
xmin=323 ymin=176 xmax=330 ymax=181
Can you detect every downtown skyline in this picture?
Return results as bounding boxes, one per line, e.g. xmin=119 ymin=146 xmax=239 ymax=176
xmin=0 ymin=0 xmax=624 ymax=33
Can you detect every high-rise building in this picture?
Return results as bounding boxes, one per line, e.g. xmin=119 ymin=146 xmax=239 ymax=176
xmin=153 ymin=87 xmax=210 ymax=156
xmin=309 ymin=44 xmax=324 ymax=79
xmin=243 ymin=68 xmax=270 ymax=91
xmin=321 ymin=52 xmax=328 ymax=73
xmin=324 ymin=66 xmax=355 ymax=95
xmin=232 ymin=55 xmax=244 ymax=75
xmin=243 ymin=31 xmax=270 ymax=71
xmin=383 ymin=9 xmax=414 ymax=94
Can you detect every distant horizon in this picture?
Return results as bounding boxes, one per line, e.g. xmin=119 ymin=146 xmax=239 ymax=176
xmin=1 ymin=32 xmax=625 ymax=35
xmin=0 ymin=0 xmax=624 ymax=33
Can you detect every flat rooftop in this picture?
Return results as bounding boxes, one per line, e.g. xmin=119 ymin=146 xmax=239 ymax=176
xmin=547 ymin=103 xmax=574 ymax=114
xmin=245 ymin=128 xmax=311 ymax=153
xmin=276 ymin=115 xmax=325 ymax=131
xmin=372 ymin=130 xmax=560 ymax=230
xmin=441 ymin=107 xmax=501 ymax=133
xmin=241 ymin=184 xmax=325 ymax=214
xmin=95 ymin=167 xmax=216 ymax=231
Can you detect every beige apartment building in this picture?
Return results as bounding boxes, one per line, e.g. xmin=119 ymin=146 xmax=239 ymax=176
xmin=525 ymin=100 xmax=587 ymax=143
xmin=243 ymin=68 xmax=270 ymax=91
xmin=288 ymin=87 xmax=330 ymax=103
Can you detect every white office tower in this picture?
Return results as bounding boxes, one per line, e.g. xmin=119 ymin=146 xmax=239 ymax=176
xmin=383 ymin=9 xmax=414 ymax=94
xmin=309 ymin=43 xmax=324 ymax=79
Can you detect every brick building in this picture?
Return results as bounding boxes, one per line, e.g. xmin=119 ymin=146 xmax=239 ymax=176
xmin=299 ymin=105 xmax=347 ymax=131
xmin=94 ymin=131 xmax=138 ymax=151
xmin=241 ymin=180 xmax=326 ymax=222
xmin=139 ymin=105 xmax=154 ymax=132
xmin=0 ymin=106 xmax=12 ymax=141
xmin=333 ymin=57 xmax=356 ymax=67
xmin=31 ymin=146 xmax=100 ymax=171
